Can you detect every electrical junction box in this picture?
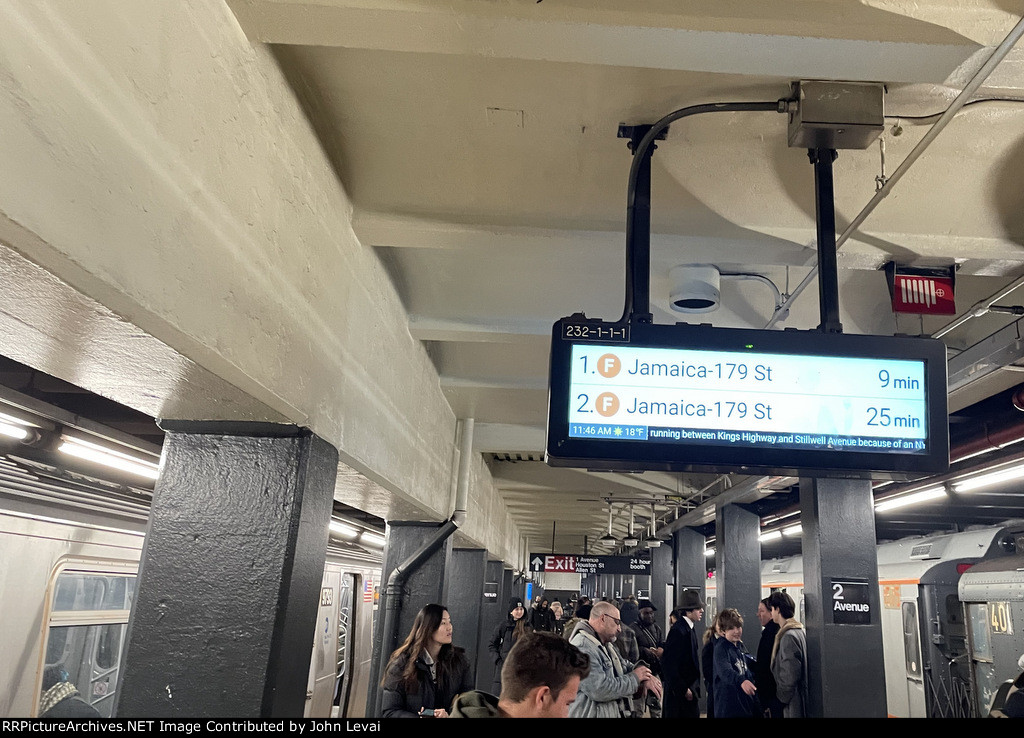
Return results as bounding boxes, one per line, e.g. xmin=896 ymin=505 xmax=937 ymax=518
xmin=788 ymin=80 xmax=885 ymax=150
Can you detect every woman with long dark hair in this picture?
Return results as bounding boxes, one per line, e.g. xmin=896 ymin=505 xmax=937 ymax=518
xmin=381 ymin=604 xmax=473 ymax=718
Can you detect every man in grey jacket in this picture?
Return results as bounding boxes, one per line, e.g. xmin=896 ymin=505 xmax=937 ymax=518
xmin=768 ymin=591 xmax=808 ymax=718
xmin=568 ymin=601 xmax=662 ymax=718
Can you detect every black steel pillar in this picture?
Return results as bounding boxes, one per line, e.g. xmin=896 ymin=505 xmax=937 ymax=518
xmin=715 ymin=503 xmax=762 ymax=632
xmin=800 ymin=477 xmax=886 ymax=717
xmin=649 ymin=543 xmax=673 ymax=615
xmin=115 ymin=423 xmax=337 ymax=718
xmin=367 ymin=521 xmax=453 ymax=715
xmin=476 ymin=560 xmax=505 ymax=690
xmin=446 ymin=548 xmax=487 ymax=686
xmin=809 ymin=148 xmax=843 ymax=334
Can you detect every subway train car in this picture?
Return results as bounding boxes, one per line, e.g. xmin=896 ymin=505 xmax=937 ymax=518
xmin=957 ymin=548 xmax=1024 ymax=717
xmin=0 ymin=453 xmax=380 ymax=718
xmin=706 ymin=520 xmax=1024 ymax=718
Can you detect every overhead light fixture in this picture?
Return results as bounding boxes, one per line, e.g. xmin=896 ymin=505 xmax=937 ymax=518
xmin=759 ymin=529 xmax=783 ymax=543
xmin=645 ymin=538 xmax=662 ymax=548
xmin=359 ymin=530 xmax=386 ymax=548
xmin=952 ymin=462 xmax=1024 ymax=493
xmin=874 ymin=485 xmax=946 ymax=512
xmin=623 ymin=504 xmax=639 ymax=547
xmin=704 ymin=547 xmax=715 ymax=557
xmin=669 ymin=264 xmax=721 ymax=313
xmin=58 ymin=435 xmax=160 ymax=480
xmin=0 ymin=420 xmax=30 ymax=441
xmin=329 ymin=520 xmax=359 ymax=540
xmin=598 ymin=502 xmax=618 ymax=544
xmin=782 ymin=524 xmax=802 ymax=537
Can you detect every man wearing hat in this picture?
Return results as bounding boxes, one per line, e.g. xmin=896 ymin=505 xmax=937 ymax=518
xmin=661 ymin=589 xmax=705 ymax=718
xmin=631 ymin=598 xmax=664 ymax=718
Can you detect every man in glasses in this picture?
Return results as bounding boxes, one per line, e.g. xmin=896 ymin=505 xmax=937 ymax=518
xmin=567 ymin=601 xmax=662 ymax=718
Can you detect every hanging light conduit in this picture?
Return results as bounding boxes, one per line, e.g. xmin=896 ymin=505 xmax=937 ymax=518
xmin=764 ymin=14 xmax=1024 ymax=330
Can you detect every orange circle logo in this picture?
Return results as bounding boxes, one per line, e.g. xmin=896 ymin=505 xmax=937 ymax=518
xmin=596 ymin=392 xmax=620 ymax=417
xmin=597 ymin=354 xmax=621 ymax=378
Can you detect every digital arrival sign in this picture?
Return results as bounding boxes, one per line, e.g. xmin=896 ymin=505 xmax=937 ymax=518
xmin=545 ymin=319 xmax=949 ymax=479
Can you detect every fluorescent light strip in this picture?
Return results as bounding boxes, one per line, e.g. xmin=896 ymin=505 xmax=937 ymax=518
xmin=58 ymin=439 xmax=159 ymax=480
xmin=360 ymin=531 xmax=386 ymax=548
xmin=0 ymin=421 xmax=29 ymax=440
xmin=952 ymin=462 xmax=1024 ymax=493
xmin=782 ymin=524 xmax=802 ymax=537
xmin=759 ymin=530 xmax=783 ymax=543
xmin=874 ymin=486 xmax=946 ymax=513
xmin=329 ymin=520 xmax=359 ymax=540
xmin=704 ymin=548 xmax=715 ymax=557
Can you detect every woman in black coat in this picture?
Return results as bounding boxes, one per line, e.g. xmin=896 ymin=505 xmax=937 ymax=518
xmin=488 ymin=597 xmax=532 ymax=693
xmin=381 ymin=603 xmax=473 ymax=718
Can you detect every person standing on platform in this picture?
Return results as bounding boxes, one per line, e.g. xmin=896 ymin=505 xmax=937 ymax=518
xmin=531 ymin=598 xmax=555 ymax=632
xmin=381 ymin=603 xmax=473 ymax=718
xmin=632 ymin=599 xmax=664 ymax=718
xmin=712 ymin=608 xmax=758 ymax=718
xmin=562 ymin=603 xmax=592 ymax=642
xmin=551 ymin=599 xmax=565 ymax=636
xmin=489 ymin=597 xmax=532 ymax=695
xmin=701 ymin=611 xmax=723 ymax=718
xmin=568 ymin=601 xmax=662 ymax=718
xmin=755 ymin=597 xmax=782 ymax=718
xmin=619 ymin=594 xmax=639 ymax=628
xmin=661 ymin=590 xmax=705 ymax=718
xmin=769 ymin=591 xmax=808 ymax=718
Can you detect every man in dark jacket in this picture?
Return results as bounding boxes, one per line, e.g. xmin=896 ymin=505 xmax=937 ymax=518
xmin=755 ymin=597 xmax=781 ymax=717
xmin=661 ymin=589 xmax=704 ymax=718
xmin=632 ymin=599 xmax=664 ymax=718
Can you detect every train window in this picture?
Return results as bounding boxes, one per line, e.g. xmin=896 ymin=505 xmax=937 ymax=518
xmin=967 ymin=604 xmax=993 ymax=662
xmin=901 ymin=602 xmax=922 ymax=679
xmin=38 ymin=567 xmax=136 ymax=718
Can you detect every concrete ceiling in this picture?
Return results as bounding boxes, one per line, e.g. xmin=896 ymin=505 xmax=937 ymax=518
xmin=227 ymin=0 xmax=1024 ymax=555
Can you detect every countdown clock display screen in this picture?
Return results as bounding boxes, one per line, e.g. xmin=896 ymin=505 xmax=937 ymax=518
xmin=545 ymin=319 xmax=949 ymax=478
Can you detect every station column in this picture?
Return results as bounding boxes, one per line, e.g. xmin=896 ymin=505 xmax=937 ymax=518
xmin=116 ymin=422 xmax=337 ymax=718
xmin=800 ymin=478 xmax=886 ymax=717
xmin=715 ymin=503 xmax=761 ymax=628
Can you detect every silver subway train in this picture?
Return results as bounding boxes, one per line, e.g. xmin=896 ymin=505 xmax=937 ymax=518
xmin=0 ymin=453 xmax=381 ymax=718
xmin=707 ymin=520 xmax=1024 ymax=717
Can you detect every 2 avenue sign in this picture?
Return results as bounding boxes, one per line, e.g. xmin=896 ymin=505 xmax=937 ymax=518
xmin=529 ymin=553 xmax=651 ymax=575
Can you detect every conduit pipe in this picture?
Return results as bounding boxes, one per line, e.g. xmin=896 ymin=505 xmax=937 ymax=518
xmin=765 ymin=14 xmax=1024 ymax=330
xmin=372 ymin=418 xmax=473 ymax=716
xmin=933 ymin=272 xmax=1024 ymax=339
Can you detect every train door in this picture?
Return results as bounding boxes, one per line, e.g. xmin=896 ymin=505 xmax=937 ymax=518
xmin=899 ymin=598 xmax=926 ymax=717
xmin=305 ymin=568 xmax=341 ymax=717
xmin=36 ymin=560 xmax=137 ymax=717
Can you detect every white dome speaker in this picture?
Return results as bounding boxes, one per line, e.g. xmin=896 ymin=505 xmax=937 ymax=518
xmin=669 ymin=264 xmax=721 ymax=313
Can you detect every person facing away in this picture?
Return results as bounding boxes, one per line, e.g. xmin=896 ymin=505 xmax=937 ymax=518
xmin=562 ymin=602 xmax=592 ymax=642
xmin=488 ymin=597 xmax=532 ymax=694
xmin=755 ymin=597 xmax=782 ymax=718
xmin=619 ymin=594 xmax=639 ymax=627
xmin=661 ymin=590 xmax=705 ymax=718
xmin=380 ymin=603 xmax=473 ymax=718
xmin=449 ymin=632 xmax=592 ymax=718
xmin=38 ymin=665 xmax=101 ymax=718
xmin=631 ymin=598 xmax=665 ymax=718
xmin=768 ymin=591 xmax=808 ymax=718
xmin=701 ymin=611 xmax=724 ymax=718
xmin=713 ymin=608 xmax=759 ymax=718
xmin=550 ymin=599 xmax=565 ymax=635
xmin=568 ymin=600 xmax=662 ymax=718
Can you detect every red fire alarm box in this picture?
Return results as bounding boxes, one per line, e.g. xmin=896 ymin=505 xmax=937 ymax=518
xmin=884 ymin=263 xmax=956 ymax=315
